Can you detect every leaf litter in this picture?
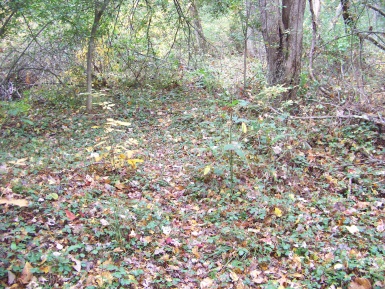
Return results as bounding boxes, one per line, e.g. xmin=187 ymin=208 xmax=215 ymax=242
xmin=0 ymin=87 xmax=384 ymax=288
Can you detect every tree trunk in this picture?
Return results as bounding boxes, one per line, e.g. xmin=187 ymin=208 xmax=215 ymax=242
xmin=245 ymin=0 xmax=257 ymax=58
xmin=188 ymin=0 xmax=206 ymax=53
xmin=86 ymin=0 xmax=110 ymax=112
xmin=258 ymin=0 xmax=306 ymax=99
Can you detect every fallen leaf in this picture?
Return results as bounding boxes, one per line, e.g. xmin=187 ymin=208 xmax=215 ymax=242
xmin=376 ymin=220 xmax=384 ymax=232
xmin=70 ymin=256 xmax=82 ymax=272
xmin=100 ymin=219 xmax=109 ymax=226
xmin=96 ymin=271 xmax=113 ymax=286
xmin=230 ymin=270 xmax=239 ymax=282
xmin=48 ymin=193 xmax=59 ymax=200
xmin=348 ymin=278 xmax=372 ymax=289
xmin=115 ymin=182 xmax=125 ymax=190
xmin=127 ymin=159 xmax=143 ymax=169
xmin=8 ymin=271 xmax=16 ymax=285
xmin=19 ymin=262 xmax=33 ymax=284
xmin=203 ymin=166 xmax=211 ymax=175
xmin=65 ymin=210 xmax=76 ymax=221
xmin=249 ymin=269 xmax=265 ymax=284
xmin=192 ymin=246 xmax=200 ymax=258
xmin=0 ymin=198 xmax=29 ymax=207
xmin=334 ymin=263 xmax=344 ymax=270
xmin=247 ymin=228 xmax=259 ymax=233
xmin=274 ymin=207 xmax=283 ymax=217
xmin=346 ymin=225 xmax=359 ymax=234
xmin=200 ymin=277 xmax=214 ymax=289
xmin=40 ymin=266 xmax=51 ymax=274
xmin=272 ymin=145 xmax=282 ymax=155
xmin=241 ymin=122 xmax=247 ymax=133
xmin=162 ymin=226 xmax=172 ymax=235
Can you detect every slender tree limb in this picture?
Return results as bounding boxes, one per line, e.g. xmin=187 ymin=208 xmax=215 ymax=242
xmin=2 ymin=21 xmax=52 ymax=85
xmin=268 ymin=106 xmax=385 ymax=126
xmin=308 ymin=0 xmax=332 ymax=97
xmin=367 ymin=4 xmax=385 ymax=18
xmin=0 ymin=10 xmax=16 ymax=38
xmin=357 ymin=32 xmax=385 ymax=51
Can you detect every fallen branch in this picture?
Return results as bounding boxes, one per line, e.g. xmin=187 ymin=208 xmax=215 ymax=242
xmin=268 ymin=106 xmax=385 ymax=126
xmin=291 ymin=113 xmax=385 ymax=126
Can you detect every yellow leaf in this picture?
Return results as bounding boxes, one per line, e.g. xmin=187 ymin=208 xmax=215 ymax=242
xmin=127 ymin=159 xmax=144 ymax=169
xmin=0 ymin=198 xmax=29 ymax=207
xmin=40 ymin=266 xmax=51 ymax=274
xmin=192 ymin=246 xmax=200 ymax=258
xmin=203 ymin=166 xmax=211 ymax=175
xmin=230 ymin=271 xmax=239 ymax=282
xmin=241 ymin=122 xmax=247 ymax=133
xmin=274 ymin=207 xmax=283 ymax=217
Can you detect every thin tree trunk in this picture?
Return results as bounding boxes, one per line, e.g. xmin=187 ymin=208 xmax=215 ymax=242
xmin=308 ymin=0 xmax=331 ymax=96
xmin=188 ymin=0 xmax=206 ymax=53
xmin=340 ymin=0 xmax=367 ymax=102
xmin=86 ymin=0 xmax=110 ymax=112
xmin=245 ymin=0 xmax=257 ymax=58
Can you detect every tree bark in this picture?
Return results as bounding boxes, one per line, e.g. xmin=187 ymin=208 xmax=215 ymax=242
xmin=258 ymin=0 xmax=306 ymax=99
xmin=188 ymin=0 xmax=206 ymax=53
xmin=86 ymin=0 xmax=110 ymax=112
xmin=245 ymin=0 xmax=257 ymax=58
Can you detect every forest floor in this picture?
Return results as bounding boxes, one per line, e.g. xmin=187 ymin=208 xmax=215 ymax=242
xmin=0 ymin=86 xmax=385 ymax=289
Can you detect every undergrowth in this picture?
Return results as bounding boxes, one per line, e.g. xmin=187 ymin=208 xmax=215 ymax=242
xmin=0 ymin=87 xmax=384 ymax=289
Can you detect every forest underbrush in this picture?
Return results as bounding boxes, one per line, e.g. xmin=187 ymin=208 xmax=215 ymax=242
xmin=0 ymin=85 xmax=384 ymax=289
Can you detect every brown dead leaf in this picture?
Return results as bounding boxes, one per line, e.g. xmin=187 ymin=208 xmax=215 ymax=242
xmin=348 ymin=278 xmax=372 ymax=289
xmin=115 ymin=181 xmax=125 ymax=190
xmin=0 ymin=198 xmax=29 ymax=207
xmin=65 ymin=210 xmax=76 ymax=221
xmin=19 ymin=262 xmax=33 ymax=284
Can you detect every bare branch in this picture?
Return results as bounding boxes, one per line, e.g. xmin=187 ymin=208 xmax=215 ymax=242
xmin=367 ymin=4 xmax=385 ymax=18
xmin=358 ymin=32 xmax=385 ymax=51
xmin=0 ymin=10 xmax=16 ymax=38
